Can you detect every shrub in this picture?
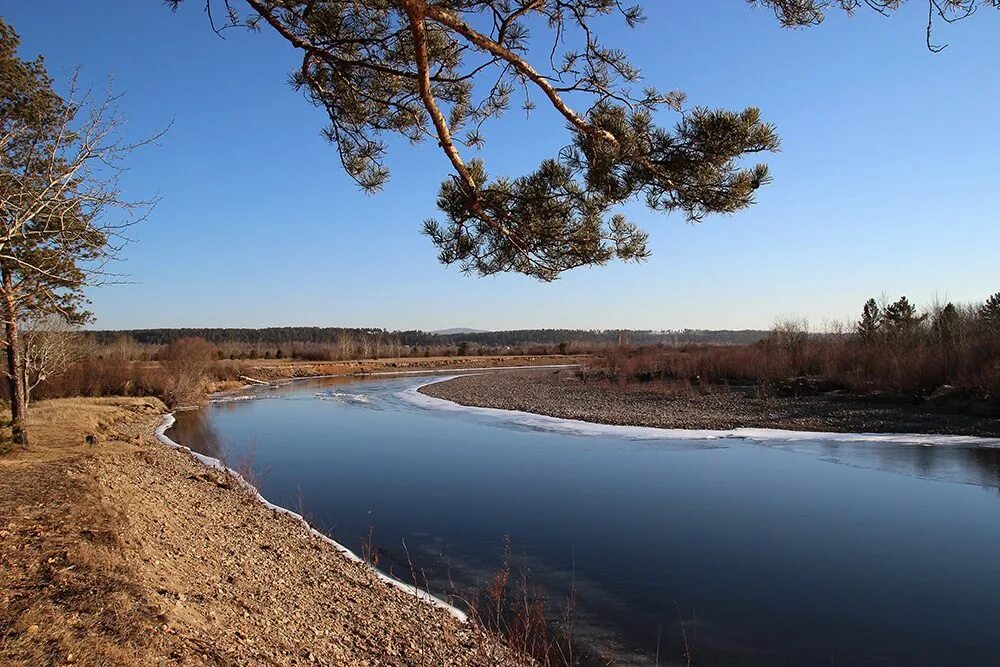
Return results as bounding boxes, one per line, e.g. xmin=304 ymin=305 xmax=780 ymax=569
xmin=158 ymin=337 xmax=220 ymax=406
xmin=588 ymin=294 xmax=1000 ymax=400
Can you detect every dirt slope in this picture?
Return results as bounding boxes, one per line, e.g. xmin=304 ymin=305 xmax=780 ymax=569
xmin=0 ymin=398 xmax=518 ymax=666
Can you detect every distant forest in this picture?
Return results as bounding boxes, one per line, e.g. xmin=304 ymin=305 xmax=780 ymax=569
xmin=86 ymin=327 xmax=768 ymax=349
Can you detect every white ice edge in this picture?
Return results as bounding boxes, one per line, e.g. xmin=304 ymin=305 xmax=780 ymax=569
xmin=404 ymin=379 xmax=1000 ymax=447
xmin=154 ymin=413 xmax=468 ymax=622
xmin=359 ymin=363 xmax=578 ymax=377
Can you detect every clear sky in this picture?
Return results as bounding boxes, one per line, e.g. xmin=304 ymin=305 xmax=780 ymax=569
xmin=4 ymin=1 xmax=998 ymax=331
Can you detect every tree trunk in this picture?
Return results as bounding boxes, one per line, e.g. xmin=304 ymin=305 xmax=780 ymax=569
xmin=1 ymin=268 xmax=27 ymax=447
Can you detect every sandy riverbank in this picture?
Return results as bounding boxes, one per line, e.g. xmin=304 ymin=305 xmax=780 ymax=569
xmin=0 ymin=398 xmax=518 ymax=666
xmin=418 ymin=369 xmax=1000 ymax=438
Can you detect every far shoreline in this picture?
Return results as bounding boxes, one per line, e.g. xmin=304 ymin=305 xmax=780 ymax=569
xmin=205 ymin=353 xmax=588 ymax=396
xmin=417 ymin=369 xmax=1000 ymax=441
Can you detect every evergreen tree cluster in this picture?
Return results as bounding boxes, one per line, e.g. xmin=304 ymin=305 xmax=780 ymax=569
xmin=856 ymin=293 xmax=1000 ymax=345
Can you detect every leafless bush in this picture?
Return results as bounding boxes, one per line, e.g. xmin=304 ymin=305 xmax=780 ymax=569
xmin=221 ymin=441 xmax=262 ymax=504
xmin=22 ymin=355 xmax=159 ymax=401
xmin=459 ymin=535 xmax=584 ymax=666
xmin=157 ymin=337 xmax=219 ymax=406
xmin=30 ymin=338 xmax=221 ymax=405
xmin=361 ymin=510 xmax=379 ymax=567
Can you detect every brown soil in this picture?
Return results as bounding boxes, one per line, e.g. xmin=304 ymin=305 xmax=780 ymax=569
xmin=0 ymin=398 xmax=520 ymax=666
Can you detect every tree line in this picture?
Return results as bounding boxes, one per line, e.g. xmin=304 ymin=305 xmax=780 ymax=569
xmin=86 ymin=327 xmax=769 ymax=350
xmin=856 ymin=294 xmax=1000 ymax=345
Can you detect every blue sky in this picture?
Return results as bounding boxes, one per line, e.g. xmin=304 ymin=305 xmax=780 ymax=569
xmin=4 ymin=1 xmax=998 ymax=331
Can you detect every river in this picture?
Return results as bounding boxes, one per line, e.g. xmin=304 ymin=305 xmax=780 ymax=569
xmin=167 ymin=373 xmax=1000 ymax=665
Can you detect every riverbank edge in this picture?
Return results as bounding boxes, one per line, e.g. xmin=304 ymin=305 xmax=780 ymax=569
xmin=207 ymin=362 xmax=581 ymax=405
xmin=209 ymin=355 xmax=589 ymax=394
xmin=154 ymin=412 xmax=469 ymax=621
xmin=413 ymin=375 xmax=1000 ymax=446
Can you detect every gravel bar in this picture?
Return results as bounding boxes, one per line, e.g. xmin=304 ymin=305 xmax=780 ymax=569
xmin=419 ymin=370 xmax=1000 ymax=438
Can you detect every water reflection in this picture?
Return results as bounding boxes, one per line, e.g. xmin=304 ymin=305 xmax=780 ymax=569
xmin=168 ymin=407 xmax=224 ymax=459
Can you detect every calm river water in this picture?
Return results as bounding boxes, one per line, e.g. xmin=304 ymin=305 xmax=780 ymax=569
xmin=168 ymin=374 xmax=1000 ymax=666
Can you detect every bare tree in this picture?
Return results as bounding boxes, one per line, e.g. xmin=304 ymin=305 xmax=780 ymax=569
xmin=358 ymin=332 xmax=373 ymax=360
xmin=336 ymin=331 xmax=356 ymax=360
xmin=18 ymin=313 xmax=83 ymax=407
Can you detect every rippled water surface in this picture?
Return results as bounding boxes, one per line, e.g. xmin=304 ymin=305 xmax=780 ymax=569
xmin=168 ymin=374 xmax=1000 ymax=665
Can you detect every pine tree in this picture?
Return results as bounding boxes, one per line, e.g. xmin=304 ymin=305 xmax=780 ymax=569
xmin=0 ymin=19 xmax=154 ymax=445
xmin=931 ymin=302 xmax=960 ymax=343
xmin=979 ymin=292 xmax=1000 ymax=327
xmin=167 ymin=0 xmax=996 ymax=279
xmin=857 ymin=298 xmax=881 ymax=343
xmin=882 ymin=296 xmax=926 ymax=342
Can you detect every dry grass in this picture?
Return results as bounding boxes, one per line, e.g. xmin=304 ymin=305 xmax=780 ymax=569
xmin=26 ymin=353 xmax=592 ymax=408
xmin=0 ymin=397 xmax=166 ymax=666
xmin=454 ymin=536 xmax=588 ymax=667
xmin=28 ymin=397 xmax=163 ymax=440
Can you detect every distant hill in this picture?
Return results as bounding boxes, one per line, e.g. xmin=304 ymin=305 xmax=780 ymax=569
xmin=430 ymin=328 xmax=487 ymax=335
